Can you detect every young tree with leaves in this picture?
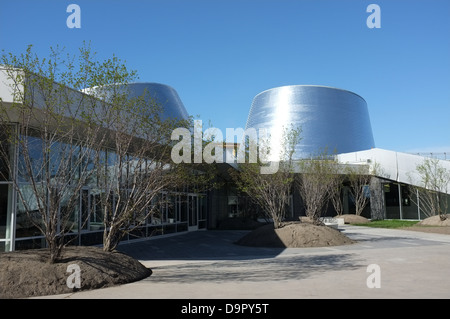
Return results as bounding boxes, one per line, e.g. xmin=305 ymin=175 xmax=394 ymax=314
xmin=408 ymin=157 xmax=450 ymax=221
xmin=329 ymin=165 xmax=346 ymax=217
xmin=229 ymin=126 xmax=301 ymax=229
xmin=87 ymin=83 xmax=193 ymax=252
xmin=346 ymin=164 xmax=372 ymax=216
xmin=295 ymin=152 xmax=339 ymax=224
xmin=0 ymin=42 xmax=195 ymax=259
xmin=0 ymin=43 xmax=115 ymax=262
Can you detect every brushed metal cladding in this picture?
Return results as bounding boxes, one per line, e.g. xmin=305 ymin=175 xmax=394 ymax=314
xmin=246 ymin=85 xmax=375 ymax=158
xmin=82 ymin=82 xmax=189 ymax=122
xmin=123 ymin=82 xmax=190 ymax=121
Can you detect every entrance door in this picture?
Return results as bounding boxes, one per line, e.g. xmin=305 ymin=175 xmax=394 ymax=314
xmin=188 ymin=195 xmax=198 ymax=231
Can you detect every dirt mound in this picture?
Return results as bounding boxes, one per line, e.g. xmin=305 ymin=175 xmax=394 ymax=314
xmin=235 ymin=221 xmax=356 ymax=248
xmin=417 ymin=214 xmax=450 ymax=226
xmin=0 ymin=246 xmax=151 ymax=299
xmin=336 ymin=214 xmax=370 ymax=224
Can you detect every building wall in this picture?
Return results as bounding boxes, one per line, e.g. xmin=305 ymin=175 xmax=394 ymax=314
xmin=0 ymin=75 xmax=202 ymax=252
xmin=338 ymin=148 xmax=450 ymax=195
xmin=0 ymin=128 xmax=206 ymax=252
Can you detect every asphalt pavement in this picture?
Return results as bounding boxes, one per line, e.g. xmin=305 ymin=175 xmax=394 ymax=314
xmin=34 ymin=225 xmax=450 ymax=300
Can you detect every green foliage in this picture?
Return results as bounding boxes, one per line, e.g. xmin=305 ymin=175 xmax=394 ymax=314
xmin=295 ymin=151 xmax=341 ymax=223
xmin=0 ymin=42 xmax=204 ymax=257
xmin=408 ymin=158 xmax=450 ymax=220
xmin=229 ymin=125 xmax=301 ymax=228
xmin=353 ymin=219 xmax=420 ymax=228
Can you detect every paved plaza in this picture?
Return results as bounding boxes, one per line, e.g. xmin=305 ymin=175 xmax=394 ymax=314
xmin=36 ymin=225 xmax=450 ymax=299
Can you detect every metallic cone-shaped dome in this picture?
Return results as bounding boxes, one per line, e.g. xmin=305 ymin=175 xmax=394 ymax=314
xmin=123 ymin=82 xmax=189 ymax=122
xmin=246 ymin=85 xmax=375 ymax=159
xmin=83 ymin=82 xmax=189 ymax=122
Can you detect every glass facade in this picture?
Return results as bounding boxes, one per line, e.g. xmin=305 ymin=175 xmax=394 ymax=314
xmin=0 ymin=128 xmax=14 ymax=251
xmin=0 ymin=129 xmax=207 ymax=252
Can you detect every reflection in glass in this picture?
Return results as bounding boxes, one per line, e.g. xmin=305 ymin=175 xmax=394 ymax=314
xmin=0 ymin=130 xmax=11 ymax=181
xmin=0 ymin=184 xmax=13 ymax=240
xmin=168 ymin=194 xmax=175 ymax=223
xmin=150 ymin=195 xmax=161 ymax=225
xmin=60 ymin=187 xmax=79 ymax=234
xmin=180 ymin=195 xmax=187 ymax=222
xmin=16 ymin=184 xmax=43 ymax=238
xmin=81 ymin=189 xmax=89 ymax=231
xmin=18 ymin=135 xmax=44 ymax=183
xmin=89 ymin=189 xmax=104 ymax=230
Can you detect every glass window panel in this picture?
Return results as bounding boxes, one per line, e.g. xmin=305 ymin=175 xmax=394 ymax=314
xmin=106 ymin=150 xmax=118 ymax=187
xmin=151 ymin=195 xmax=161 ymax=225
xmin=191 ymin=196 xmax=197 ymax=226
xmin=60 ymin=187 xmax=79 ymax=234
xmin=89 ymin=189 xmax=104 ymax=230
xmin=180 ymin=195 xmax=187 ymax=222
xmin=0 ymin=184 xmax=10 ymax=238
xmin=175 ymin=195 xmax=181 ymax=222
xmin=81 ymin=146 xmax=98 ymax=188
xmin=80 ymin=189 xmax=89 ymax=231
xmin=128 ymin=156 xmax=139 ymax=177
xmin=16 ymin=184 xmax=43 ymax=238
xmin=199 ymin=196 xmax=207 ymax=220
xmin=0 ymin=132 xmax=11 ymax=181
xmin=18 ymin=135 xmax=44 ymax=183
xmin=49 ymin=141 xmax=83 ymax=187
xmin=168 ymin=195 xmax=175 ymax=223
xmin=161 ymin=193 xmax=167 ymax=224
xmin=95 ymin=150 xmax=107 ymax=187
xmin=49 ymin=141 xmax=67 ymax=181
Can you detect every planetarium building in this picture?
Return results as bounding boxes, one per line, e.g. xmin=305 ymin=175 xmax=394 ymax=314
xmin=246 ymin=85 xmax=375 ymax=158
xmin=1 ymin=67 xmax=449 ymax=253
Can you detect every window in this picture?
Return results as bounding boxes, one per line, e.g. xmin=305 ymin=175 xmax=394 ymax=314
xmin=15 ymin=184 xmax=43 ymax=238
xmin=168 ymin=194 xmax=175 ymax=223
xmin=0 ymin=133 xmax=11 ymax=181
xmin=18 ymin=135 xmax=44 ymax=183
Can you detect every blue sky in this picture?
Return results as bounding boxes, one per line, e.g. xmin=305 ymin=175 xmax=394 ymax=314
xmin=1 ymin=0 xmax=449 ymax=154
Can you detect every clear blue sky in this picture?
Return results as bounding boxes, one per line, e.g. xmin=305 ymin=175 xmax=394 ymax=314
xmin=1 ymin=0 xmax=449 ymax=154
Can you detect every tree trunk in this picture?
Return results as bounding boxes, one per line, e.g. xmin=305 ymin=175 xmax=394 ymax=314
xmin=370 ymin=177 xmax=385 ymax=221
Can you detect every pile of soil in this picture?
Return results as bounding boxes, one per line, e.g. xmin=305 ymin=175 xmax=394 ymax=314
xmin=336 ymin=214 xmax=371 ymax=224
xmin=236 ymin=221 xmax=356 ymax=248
xmin=2 ymin=213 xmax=449 ymax=299
xmin=401 ymin=214 xmax=450 ymax=235
xmin=416 ymin=214 xmax=450 ymax=226
xmin=0 ymin=246 xmax=151 ymax=299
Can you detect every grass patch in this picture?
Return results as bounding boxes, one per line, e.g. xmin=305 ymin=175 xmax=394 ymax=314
xmin=352 ymin=219 xmax=420 ymax=228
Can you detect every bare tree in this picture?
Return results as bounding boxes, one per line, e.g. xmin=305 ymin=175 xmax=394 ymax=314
xmin=230 ymin=126 xmax=301 ymax=229
xmin=89 ymin=84 xmax=191 ymax=252
xmin=295 ymin=153 xmax=338 ymax=224
xmin=329 ymin=170 xmax=345 ymax=217
xmin=346 ymin=164 xmax=371 ymax=216
xmin=408 ymin=157 xmax=450 ymax=221
xmin=0 ymin=44 xmax=112 ymax=262
xmin=0 ymin=43 xmax=217 ymax=258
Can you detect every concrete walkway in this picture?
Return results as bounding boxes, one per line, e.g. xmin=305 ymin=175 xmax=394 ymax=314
xmin=35 ymin=225 xmax=450 ymax=299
